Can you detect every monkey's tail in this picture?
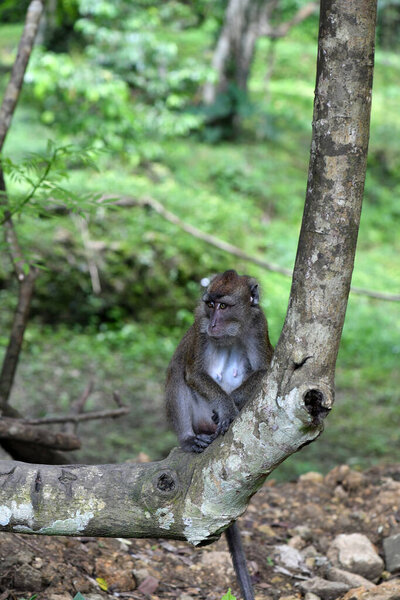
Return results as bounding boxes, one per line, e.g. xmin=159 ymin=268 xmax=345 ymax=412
xmin=225 ymin=521 xmax=255 ymax=600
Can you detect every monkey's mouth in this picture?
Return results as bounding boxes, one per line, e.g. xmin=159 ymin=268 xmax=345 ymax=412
xmin=207 ymin=326 xmax=235 ymax=339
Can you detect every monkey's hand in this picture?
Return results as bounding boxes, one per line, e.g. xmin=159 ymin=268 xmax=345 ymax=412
xmin=181 ymin=433 xmax=215 ymax=453
xmin=213 ymin=405 xmax=239 ymax=437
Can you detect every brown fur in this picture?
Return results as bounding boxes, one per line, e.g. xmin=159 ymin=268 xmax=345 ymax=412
xmin=166 ymin=270 xmax=273 ymax=453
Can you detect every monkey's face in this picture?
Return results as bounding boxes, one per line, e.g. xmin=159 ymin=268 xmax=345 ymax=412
xmin=201 ymin=298 xmax=242 ymax=340
xmin=197 ymin=270 xmax=258 ymax=342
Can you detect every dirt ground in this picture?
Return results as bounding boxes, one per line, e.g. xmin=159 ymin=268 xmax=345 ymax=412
xmin=0 ymin=463 xmax=399 ymax=600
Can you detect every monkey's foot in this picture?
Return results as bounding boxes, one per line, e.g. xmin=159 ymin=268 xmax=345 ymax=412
xmin=181 ymin=434 xmax=215 ymax=453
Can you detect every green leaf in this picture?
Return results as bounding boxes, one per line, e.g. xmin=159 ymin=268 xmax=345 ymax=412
xmin=96 ymin=577 xmax=108 ymax=591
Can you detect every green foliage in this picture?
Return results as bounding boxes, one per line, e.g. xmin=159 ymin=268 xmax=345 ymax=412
xmin=0 ymin=7 xmax=399 ymax=475
xmin=1 ymin=142 xmax=100 ymax=223
xmin=24 ymin=0 xmax=214 ymax=159
xmin=0 ymin=1 xmax=30 ymax=23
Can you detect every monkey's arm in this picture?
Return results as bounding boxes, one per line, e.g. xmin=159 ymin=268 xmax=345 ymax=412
xmin=185 ymin=368 xmax=239 ymax=435
xmin=231 ymin=369 xmax=268 ymax=411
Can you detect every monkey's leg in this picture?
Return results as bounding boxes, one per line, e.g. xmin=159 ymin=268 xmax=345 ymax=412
xmin=225 ymin=522 xmax=254 ymax=600
xmin=175 ymin=388 xmax=216 ymax=453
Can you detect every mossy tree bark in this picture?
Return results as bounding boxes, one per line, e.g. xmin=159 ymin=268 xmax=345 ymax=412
xmin=0 ymin=0 xmax=377 ymax=544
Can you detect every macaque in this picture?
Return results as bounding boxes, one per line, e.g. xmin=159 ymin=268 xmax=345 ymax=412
xmin=166 ymin=269 xmax=273 ymax=452
xmin=166 ymin=270 xmax=274 ymax=600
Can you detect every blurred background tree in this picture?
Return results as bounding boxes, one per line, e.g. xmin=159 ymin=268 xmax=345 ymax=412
xmin=0 ymin=0 xmax=399 ymax=476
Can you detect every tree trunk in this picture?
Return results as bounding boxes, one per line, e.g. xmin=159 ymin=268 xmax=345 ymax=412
xmin=0 ymin=0 xmax=377 ymax=544
xmin=203 ymin=0 xmax=273 ymax=105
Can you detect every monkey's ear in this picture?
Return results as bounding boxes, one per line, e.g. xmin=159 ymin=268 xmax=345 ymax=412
xmin=249 ymin=279 xmax=259 ymax=306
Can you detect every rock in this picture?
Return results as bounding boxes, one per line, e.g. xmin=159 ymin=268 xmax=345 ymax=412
xmin=377 ymin=479 xmax=400 ymax=508
xmin=327 ymin=533 xmax=384 ymax=580
xmin=132 ymin=567 xmax=151 ymax=584
xmin=13 ymin=563 xmax=43 ymax=591
xmin=294 ymin=525 xmax=313 ymax=541
xmin=200 ymin=551 xmax=232 ymax=567
xmin=288 ymin=535 xmax=307 ymax=550
xmin=274 ymin=544 xmax=305 ymax=571
xmin=259 ymin=524 xmax=277 ymax=537
xmin=83 ymin=595 xmax=107 ymax=600
xmin=299 ymin=472 xmax=324 ymax=484
xmin=343 ymin=470 xmax=367 ymax=491
xmin=300 ymin=576 xmax=350 ymax=600
xmin=383 ymin=534 xmax=400 ymax=573
xmin=325 ymin=566 xmax=375 ymax=589
xmin=340 ymin=579 xmax=400 ymax=600
xmin=137 ymin=575 xmax=159 ymax=595
xmin=95 ymin=555 xmax=136 ymax=591
xmin=48 ymin=595 xmax=73 ymax=600
xmin=302 ymin=545 xmax=319 ymax=559
xmin=305 ymin=594 xmax=322 ymax=600
xmin=16 ymin=550 xmax=34 ymax=564
xmin=334 ymin=485 xmax=348 ymax=499
xmin=325 ymin=465 xmax=351 ymax=487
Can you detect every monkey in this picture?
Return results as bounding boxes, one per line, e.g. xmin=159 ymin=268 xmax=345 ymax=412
xmin=166 ymin=269 xmax=274 ymax=600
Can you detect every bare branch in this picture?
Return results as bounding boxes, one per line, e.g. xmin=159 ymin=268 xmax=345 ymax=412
xmin=0 ymin=268 xmax=37 ymax=410
xmin=26 ymin=406 xmax=130 ymax=425
xmin=259 ymin=3 xmax=319 ymax=38
xmin=0 ymin=0 xmax=44 ymax=152
xmin=100 ymin=194 xmax=400 ymax=302
xmin=71 ymin=381 xmax=94 ymax=415
xmin=0 ymin=418 xmax=81 ymax=451
xmin=64 ymin=381 xmax=94 ymax=434
xmin=73 ymin=215 xmax=102 ymax=294
xmin=106 ymin=195 xmax=292 ymax=276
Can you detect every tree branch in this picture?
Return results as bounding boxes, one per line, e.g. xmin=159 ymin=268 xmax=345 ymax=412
xmin=0 ymin=0 xmax=378 ymax=542
xmin=259 ymin=3 xmax=319 ymax=38
xmin=0 ymin=0 xmax=44 ymax=409
xmin=0 ymin=267 xmax=37 ymax=410
xmin=0 ymin=0 xmax=44 ymax=153
xmin=26 ymin=406 xmax=130 ymax=425
xmin=0 ymin=418 xmax=81 ymax=451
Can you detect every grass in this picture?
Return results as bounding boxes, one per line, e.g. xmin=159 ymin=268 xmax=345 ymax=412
xmin=0 ymin=22 xmax=399 ymax=478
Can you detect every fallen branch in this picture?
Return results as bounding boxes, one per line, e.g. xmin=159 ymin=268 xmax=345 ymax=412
xmin=0 ymin=418 xmax=81 ymax=451
xmin=26 ymin=406 xmax=129 ymax=425
xmin=99 ymin=194 xmax=400 ymax=303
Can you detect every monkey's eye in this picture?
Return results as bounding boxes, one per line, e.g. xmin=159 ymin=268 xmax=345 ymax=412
xmin=206 ymin=301 xmax=215 ymax=308
xmin=219 ymin=303 xmax=227 ymax=309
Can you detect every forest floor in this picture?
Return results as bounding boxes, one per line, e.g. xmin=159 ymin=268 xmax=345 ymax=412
xmin=0 ymin=464 xmax=399 ymax=600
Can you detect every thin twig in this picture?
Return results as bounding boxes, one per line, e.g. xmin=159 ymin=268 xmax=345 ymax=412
xmin=73 ymin=214 xmax=102 ymax=294
xmin=64 ymin=380 xmax=94 ymax=434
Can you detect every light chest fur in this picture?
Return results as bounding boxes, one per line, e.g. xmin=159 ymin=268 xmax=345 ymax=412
xmin=204 ymin=343 xmax=251 ymax=394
